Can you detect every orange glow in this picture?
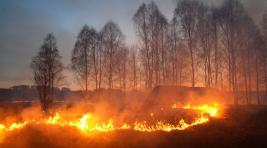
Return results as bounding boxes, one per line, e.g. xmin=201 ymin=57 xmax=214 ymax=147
xmin=0 ymin=103 xmax=221 ymax=141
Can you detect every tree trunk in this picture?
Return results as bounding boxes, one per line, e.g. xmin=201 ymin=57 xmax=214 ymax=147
xmin=189 ymin=35 xmax=195 ymax=87
xmin=256 ymin=56 xmax=260 ymax=105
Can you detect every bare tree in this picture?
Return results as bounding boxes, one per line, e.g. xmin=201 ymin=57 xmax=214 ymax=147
xmin=134 ymin=2 xmax=168 ymax=88
xmin=211 ymin=8 xmax=221 ymax=88
xmin=101 ymin=21 xmax=124 ymax=89
xmin=133 ymin=3 xmax=151 ymax=88
xmin=262 ymin=11 xmax=267 ymax=99
xmin=31 ymin=33 xmax=63 ymax=112
xmin=175 ymin=0 xmax=200 ymax=87
xmin=71 ymin=25 xmax=100 ymax=91
xmin=168 ymin=18 xmax=188 ymax=86
xmin=196 ymin=3 xmax=213 ymax=87
xmin=218 ymin=0 xmax=246 ymax=104
xmin=131 ymin=0 xmax=266 ymax=104
xmin=117 ymin=46 xmax=129 ymax=92
xmin=71 ymin=25 xmax=90 ymax=92
xmin=158 ymin=11 xmax=168 ymax=84
xmin=90 ymin=28 xmax=102 ymax=89
xmin=128 ymin=47 xmax=139 ymax=89
xmin=253 ymin=32 xmax=265 ymax=105
xmin=238 ymin=16 xmax=258 ymax=104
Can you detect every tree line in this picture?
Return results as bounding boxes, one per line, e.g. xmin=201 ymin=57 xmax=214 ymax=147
xmin=31 ymin=0 xmax=267 ymax=111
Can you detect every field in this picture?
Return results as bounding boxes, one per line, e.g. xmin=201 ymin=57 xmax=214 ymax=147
xmin=0 ymin=104 xmax=267 ymax=148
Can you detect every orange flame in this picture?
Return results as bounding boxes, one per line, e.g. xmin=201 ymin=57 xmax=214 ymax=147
xmin=0 ymin=103 xmax=221 ymax=141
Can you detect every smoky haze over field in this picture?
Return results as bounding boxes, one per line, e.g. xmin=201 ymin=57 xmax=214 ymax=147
xmin=2 ymin=1 xmax=267 ymax=147
xmin=0 ymin=0 xmax=267 ymax=89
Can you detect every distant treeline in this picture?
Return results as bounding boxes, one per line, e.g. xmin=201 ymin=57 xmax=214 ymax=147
xmin=1 ymin=85 xmax=267 ymax=105
xmin=0 ymin=85 xmax=81 ymax=102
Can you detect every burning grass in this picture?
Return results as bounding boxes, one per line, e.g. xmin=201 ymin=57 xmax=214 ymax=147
xmin=0 ymin=103 xmax=221 ymax=142
xmin=1 ymin=103 xmax=267 ymax=148
xmin=0 ymin=87 xmax=231 ymax=147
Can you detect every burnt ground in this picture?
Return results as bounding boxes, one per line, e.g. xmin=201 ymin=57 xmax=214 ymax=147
xmin=0 ymin=105 xmax=267 ymax=148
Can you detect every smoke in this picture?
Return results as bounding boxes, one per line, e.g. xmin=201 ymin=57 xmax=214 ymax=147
xmin=0 ymin=87 xmax=227 ymax=147
xmin=0 ymin=87 xmax=226 ymax=126
xmin=174 ymin=0 xmax=267 ymax=25
xmin=241 ymin=0 xmax=267 ymax=25
xmin=203 ymin=0 xmax=267 ymax=25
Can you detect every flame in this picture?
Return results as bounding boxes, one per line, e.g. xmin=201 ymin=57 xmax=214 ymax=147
xmin=182 ymin=103 xmax=220 ymax=117
xmin=0 ymin=103 xmax=221 ymax=141
xmin=171 ymin=104 xmax=177 ymax=109
xmin=133 ymin=103 xmax=220 ymax=132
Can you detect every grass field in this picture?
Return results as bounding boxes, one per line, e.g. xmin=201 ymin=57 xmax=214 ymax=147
xmin=0 ymin=104 xmax=267 ymax=148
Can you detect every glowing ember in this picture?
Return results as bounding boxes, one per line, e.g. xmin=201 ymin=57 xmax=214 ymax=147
xmin=0 ymin=103 xmax=221 ymax=141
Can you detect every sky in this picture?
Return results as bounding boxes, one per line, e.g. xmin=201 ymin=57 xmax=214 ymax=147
xmin=0 ymin=0 xmax=266 ymax=89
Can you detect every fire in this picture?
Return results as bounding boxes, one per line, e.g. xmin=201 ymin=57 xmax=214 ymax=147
xmin=182 ymin=103 xmax=220 ymax=117
xmin=0 ymin=103 xmax=221 ymax=141
xmin=134 ymin=103 xmax=220 ymax=132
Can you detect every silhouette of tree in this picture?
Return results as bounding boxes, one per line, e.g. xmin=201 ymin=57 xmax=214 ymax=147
xmin=174 ymin=0 xmax=200 ymax=87
xmin=101 ymin=21 xmax=124 ymax=89
xmin=71 ymin=25 xmax=99 ymax=91
xmin=31 ymin=33 xmax=63 ymax=112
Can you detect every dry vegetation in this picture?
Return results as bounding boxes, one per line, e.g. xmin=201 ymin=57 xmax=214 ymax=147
xmin=0 ymin=104 xmax=267 ymax=148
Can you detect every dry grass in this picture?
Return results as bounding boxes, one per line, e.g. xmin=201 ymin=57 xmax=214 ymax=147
xmin=0 ymin=105 xmax=267 ymax=148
